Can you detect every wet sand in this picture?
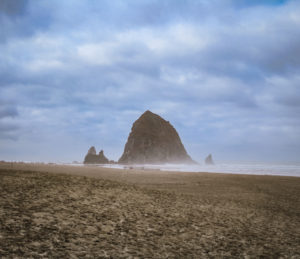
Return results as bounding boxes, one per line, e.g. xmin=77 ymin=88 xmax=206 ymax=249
xmin=0 ymin=162 xmax=299 ymax=258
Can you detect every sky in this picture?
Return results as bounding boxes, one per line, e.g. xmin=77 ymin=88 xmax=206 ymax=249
xmin=0 ymin=0 xmax=299 ymax=163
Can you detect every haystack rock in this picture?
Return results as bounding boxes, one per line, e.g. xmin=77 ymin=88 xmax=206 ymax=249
xmin=84 ymin=146 xmax=109 ymax=164
xmin=118 ymin=110 xmax=195 ymax=164
xmin=205 ymin=154 xmax=214 ymax=165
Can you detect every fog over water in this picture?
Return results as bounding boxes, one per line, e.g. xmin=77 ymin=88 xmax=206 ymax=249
xmin=67 ymin=162 xmax=300 ymax=177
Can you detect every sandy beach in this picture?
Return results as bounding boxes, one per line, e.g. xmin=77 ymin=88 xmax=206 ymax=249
xmin=0 ymin=162 xmax=299 ymax=258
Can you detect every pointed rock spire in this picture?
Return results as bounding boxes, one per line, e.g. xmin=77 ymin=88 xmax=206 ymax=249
xmin=87 ymin=146 xmax=96 ymax=155
xmin=205 ymin=154 xmax=214 ymax=165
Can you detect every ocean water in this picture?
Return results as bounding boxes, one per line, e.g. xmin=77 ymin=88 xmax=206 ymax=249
xmin=78 ymin=162 xmax=300 ymax=177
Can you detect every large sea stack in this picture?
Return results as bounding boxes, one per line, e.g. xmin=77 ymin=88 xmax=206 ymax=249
xmin=118 ymin=110 xmax=194 ymax=164
xmin=84 ymin=146 xmax=109 ymax=164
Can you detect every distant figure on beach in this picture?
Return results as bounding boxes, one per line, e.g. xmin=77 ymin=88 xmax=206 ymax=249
xmin=205 ymin=154 xmax=214 ymax=165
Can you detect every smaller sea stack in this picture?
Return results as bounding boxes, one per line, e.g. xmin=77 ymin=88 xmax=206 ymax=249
xmin=84 ymin=146 xmax=109 ymax=164
xmin=205 ymin=154 xmax=214 ymax=165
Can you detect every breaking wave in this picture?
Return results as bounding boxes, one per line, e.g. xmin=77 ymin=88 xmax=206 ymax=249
xmin=67 ymin=162 xmax=300 ymax=177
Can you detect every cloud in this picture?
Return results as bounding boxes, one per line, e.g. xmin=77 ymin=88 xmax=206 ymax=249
xmin=0 ymin=0 xmax=28 ymax=16
xmin=0 ymin=0 xmax=299 ymax=162
xmin=0 ymin=105 xmax=18 ymax=119
xmin=232 ymin=0 xmax=289 ymax=8
xmin=0 ymin=108 xmax=19 ymax=141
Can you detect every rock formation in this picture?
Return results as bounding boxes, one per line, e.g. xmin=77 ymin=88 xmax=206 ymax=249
xmin=84 ymin=146 xmax=109 ymax=164
xmin=118 ymin=110 xmax=195 ymax=164
xmin=205 ymin=154 xmax=214 ymax=165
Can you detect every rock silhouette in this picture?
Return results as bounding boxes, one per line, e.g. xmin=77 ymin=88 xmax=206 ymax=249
xmin=205 ymin=154 xmax=214 ymax=165
xmin=118 ymin=110 xmax=194 ymax=164
xmin=84 ymin=146 xmax=109 ymax=164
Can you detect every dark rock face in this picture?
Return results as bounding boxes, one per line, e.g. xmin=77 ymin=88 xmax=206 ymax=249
xmin=87 ymin=146 xmax=96 ymax=155
xmin=84 ymin=146 xmax=109 ymax=164
xmin=118 ymin=110 xmax=194 ymax=164
xmin=205 ymin=154 xmax=214 ymax=165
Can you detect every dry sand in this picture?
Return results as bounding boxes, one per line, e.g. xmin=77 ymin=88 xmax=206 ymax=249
xmin=0 ymin=162 xmax=299 ymax=258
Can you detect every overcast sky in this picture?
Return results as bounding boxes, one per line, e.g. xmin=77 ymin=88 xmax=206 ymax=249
xmin=0 ymin=0 xmax=299 ymax=163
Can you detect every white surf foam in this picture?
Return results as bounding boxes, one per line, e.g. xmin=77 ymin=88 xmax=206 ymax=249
xmin=65 ymin=162 xmax=300 ymax=177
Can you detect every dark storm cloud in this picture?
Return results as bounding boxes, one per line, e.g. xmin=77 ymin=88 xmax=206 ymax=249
xmin=0 ymin=106 xmax=18 ymax=118
xmin=0 ymin=0 xmax=52 ymax=42
xmin=232 ymin=0 xmax=288 ymax=8
xmin=0 ymin=0 xmax=299 ymax=162
xmin=0 ymin=103 xmax=19 ymax=140
xmin=0 ymin=0 xmax=28 ymax=16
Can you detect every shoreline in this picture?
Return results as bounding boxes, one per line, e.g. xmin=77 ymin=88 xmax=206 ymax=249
xmin=0 ymin=161 xmax=299 ymax=195
xmin=0 ymin=161 xmax=299 ymax=179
